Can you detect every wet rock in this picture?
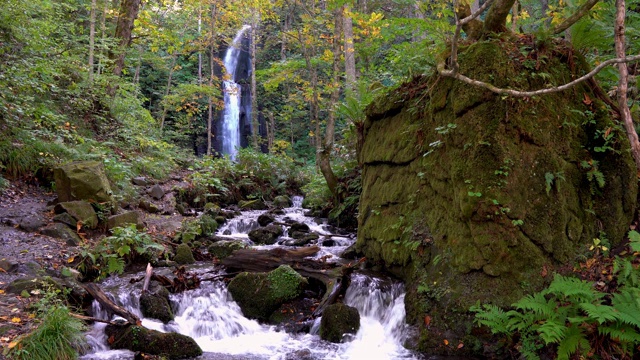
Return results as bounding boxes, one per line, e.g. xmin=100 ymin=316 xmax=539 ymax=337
xmin=227 ymin=265 xmax=308 ymax=321
xmin=238 ymin=199 xmax=267 ymax=210
xmin=215 ymin=216 xmax=226 ymax=225
xmin=248 ymin=225 xmax=283 ymax=245
xmin=6 ymin=276 xmax=62 ymax=295
xmin=140 ymin=286 xmax=174 ymax=323
xmin=132 ymin=177 xmax=149 ymax=186
xmin=40 ymin=223 xmax=82 ymax=246
xmin=319 ymin=303 xmax=360 ymax=343
xmin=285 ymin=349 xmax=314 ymax=360
xmin=284 ymin=233 xmax=319 ymax=247
xmin=54 ymin=201 xmax=99 ymax=229
xmin=198 ymin=214 xmax=218 ymax=237
xmin=139 ymin=200 xmax=161 ymax=214
xmin=223 ymin=229 xmax=232 ymax=235
xmin=290 ymin=222 xmax=310 ymax=233
xmin=341 ymin=244 xmax=360 ymax=260
xmin=149 ymin=185 xmax=165 ymax=200
xmin=207 ymin=240 xmax=248 ymax=260
xmin=54 ymin=161 xmax=113 ymax=203
xmin=257 ymin=213 xmax=275 ymax=227
xmin=105 ymin=324 xmax=202 ymax=359
xmin=107 ymin=211 xmax=141 ymax=231
xmin=175 ymin=203 xmax=186 ymax=216
xmin=53 ymin=212 xmax=77 ymax=228
xmin=14 ymin=261 xmax=43 ymax=276
xmin=203 ymin=203 xmax=220 ymax=216
xmin=0 ymin=258 xmax=18 ymax=273
xmin=322 ymin=239 xmax=336 ymax=247
xmin=174 ymin=244 xmax=195 ymax=265
xmin=273 ymin=195 xmax=291 ymax=208
xmin=18 ymin=215 xmax=46 ymax=232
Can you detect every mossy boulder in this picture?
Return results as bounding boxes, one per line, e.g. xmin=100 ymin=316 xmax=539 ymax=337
xmin=273 ymin=195 xmax=292 ymax=208
xmin=257 ymin=213 xmax=276 ymax=227
xmin=357 ymin=39 xmax=637 ymax=356
xmin=207 ymin=240 xmax=248 ymax=260
xmin=104 ymin=324 xmax=202 ymax=359
xmin=140 ymin=286 xmax=173 ymax=323
xmin=107 ymin=211 xmax=142 ymax=231
xmin=54 ymin=201 xmax=99 ymax=229
xmin=40 ymin=223 xmax=82 ymax=246
xmin=173 ymin=244 xmax=195 ymax=265
xmin=238 ymin=199 xmax=267 ymax=210
xmin=54 ymin=161 xmax=113 ymax=203
xmin=319 ymin=303 xmax=360 ymax=343
xmin=227 ymin=265 xmax=308 ymax=321
xmin=248 ymin=225 xmax=283 ymax=245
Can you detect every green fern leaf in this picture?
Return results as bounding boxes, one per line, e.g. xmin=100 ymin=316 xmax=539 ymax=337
xmin=599 ymin=323 xmax=640 ymax=343
xmin=579 ymin=303 xmax=618 ymax=324
xmin=556 ymin=325 xmax=590 ymax=360
xmin=537 ymin=320 xmax=567 ymax=344
xmin=513 ymin=292 xmax=555 ymax=319
xmin=546 ymin=275 xmax=599 ymax=303
xmin=610 ymin=288 xmax=640 ymax=327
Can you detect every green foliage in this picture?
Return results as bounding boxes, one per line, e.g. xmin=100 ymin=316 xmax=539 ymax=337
xmin=4 ymin=285 xmax=86 ymax=360
xmin=580 ymin=160 xmax=605 ymax=193
xmin=544 ymin=171 xmax=565 ymax=195
xmin=472 ymin=231 xmax=640 ymax=359
xmin=77 ymin=225 xmax=164 ymax=280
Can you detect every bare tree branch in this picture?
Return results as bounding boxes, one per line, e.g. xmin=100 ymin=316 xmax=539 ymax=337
xmin=451 ymin=0 xmax=495 ymax=73
xmin=438 ymin=54 xmax=640 ymax=97
xmin=551 ymin=0 xmax=601 ymax=35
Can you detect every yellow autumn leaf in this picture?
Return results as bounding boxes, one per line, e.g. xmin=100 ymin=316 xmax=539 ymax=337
xmin=0 ymin=289 xmax=5 ymax=294
xmin=11 ymin=317 xmax=21 ymax=323
xmin=8 ymin=341 xmax=19 ymax=349
xmin=28 ymin=313 xmax=36 ymax=319
xmin=67 ymin=256 xmax=75 ymax=263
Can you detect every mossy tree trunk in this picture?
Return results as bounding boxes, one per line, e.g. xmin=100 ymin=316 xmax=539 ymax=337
xmin=112 ymin=0 xmax=141 ymax=77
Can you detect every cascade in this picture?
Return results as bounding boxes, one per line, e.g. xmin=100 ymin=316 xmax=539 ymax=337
xmin=81 ymin=200 xmax=419 ymax=360
xmin=220 ymin=26 xmax=251 ymax=160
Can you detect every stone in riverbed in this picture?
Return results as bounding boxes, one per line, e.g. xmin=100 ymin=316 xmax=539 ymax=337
xmin=140 ymin=286 xmax=173 ymax=323
xmin=173 ymin=244 xmax=195 ymax=264
xmin=104 ymin=324 xmax=202 ymax=359
xmin=248 ymin=224 xmax=283 ymax=245
xmin=257 ymin=213 xmax=275 ymax=227
xmin=54 ymin=201 xmax=99 ymax=229
xmin=319 ymin=303 xmax=360 ymax=343
xmin=273 ymin=195 xmax=291 ymax=208
xmin=54 ymin=161 xmax=113 ymax=203
xmin=207 ymin=240 xmax=248 ymax=260
xmin=40 ymin=223 xmax=82 ymax=246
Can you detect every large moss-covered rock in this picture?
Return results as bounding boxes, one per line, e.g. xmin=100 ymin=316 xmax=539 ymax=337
xmin=54 ymin=161 xmax=112 ymax=203
xmin=319 ymin=303 xmax=360 ymax=343
xmin=248 ymin=225 xmax=283 ymax=245
xmin=207 ymin=240 xmax=248 ymax=260
xmin=357 ymin=39 xmax=637 ymax=356
xmin=107 ymin=211 xmax=141 ymax=231
xmin=40 ymin=223 xmax=82 ymax=246
xmin=174 ymin=244 xmax=195 ymax=264
xmin=227 ymin=265 xmax=307 ymax=321
xmin=54 ymin=201 xmax=99 ymax=229
xmin=140 ymin=286 xmax=174 ymax=323
xmin=104 ymin=324 xmax=202 ymax=359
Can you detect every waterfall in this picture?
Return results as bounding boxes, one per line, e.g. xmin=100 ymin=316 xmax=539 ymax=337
xmin=220 ymin=26 xmax=251 ymax=160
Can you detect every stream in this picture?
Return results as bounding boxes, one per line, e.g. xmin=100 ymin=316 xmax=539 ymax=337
xmin=80 ymin=197 xmax=420 ymax=360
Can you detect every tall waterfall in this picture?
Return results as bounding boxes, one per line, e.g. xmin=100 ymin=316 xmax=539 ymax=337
xmin=220 ymin=25 xmax=251 ymax=160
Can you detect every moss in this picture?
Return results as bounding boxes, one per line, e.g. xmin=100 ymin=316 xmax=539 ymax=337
xmin=360 ymin=38 xmax=637 ymax=357
xmin=173 ymin=244 xmax=195 ymax=265
xmin=319 ymin=303 xmax=360 ymax=343
xmin=105 ymin=324 xmax=202 ymax=359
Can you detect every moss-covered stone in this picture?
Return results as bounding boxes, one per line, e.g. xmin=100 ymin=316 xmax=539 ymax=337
xmin=107 ymin=211 xmax=141 ymax=231
xmin=173 ymin=244 xmax=195 ymax=265
xmin=207 ymin=240 xmax=248 ymax=260
xmin=319 ymin=303 xmax=360 ymax=343
xmin=227 ymin=265 xmax=307 ymax=321
xmin=104 ymin=324 xmax=202 ymax=359
xmin=54 ymin=201 xmax=99 ymax=229
xmin=54 ymin=161 xmax=113 ymax=203
xmin=357 ymin=38 xmax=637 ymax=356
xmin=248 ymin=225 xmax=283 ymax=245
xmin=273 ymin=195 xmax=291 ymax=208
xmin=40 ymin=223 xmax=82 ymax=246
xmin=140 ymin=287 xmax=174 ymax=323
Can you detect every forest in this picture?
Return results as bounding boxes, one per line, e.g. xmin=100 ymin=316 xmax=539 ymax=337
xmin=1 ymin=0 xmax=640 ymax=358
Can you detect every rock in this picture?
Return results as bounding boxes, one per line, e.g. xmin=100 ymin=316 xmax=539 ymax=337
xmin=290 ymin=222 xmax=310 ymax=233
xmin=248 ymin=225 xmax=283 ymax=245
xmin=140 ymin=286 xmax=174 ymax=323
xmin=319 ymin=303 xmax=360 ymax=343
xmin=215 ymin=216 xmax=226 ymax=225
xmin=105 ymin=324 xmax=202 ymax=359
xmin=54 ymin=161 xmax=113 ymax=203
xmin=198 ymin=214 xmax=218 ymax=237
xmin=149 ymin=185 xmax=165 ymax=200
xmin=14 ymin=261 xmax=43 ymax=276
xmin=257 ymin=213 xmax=275 ymax=227
xmin=207 ymin=240 xmax=247 ymax=260
xmin=273 ymin=195 xmax=291 ymax=208
xmin=238 ymin=199 xmax=267 ymax=210
xmin=173 ymin=244 xmax=195 ymax=265
xmin=40 ymin=223 xmax=82 ymax=246
xmin=322 ymin=239 xmax=336 ymax=247
xmin=139 ymin=200 xmax=161 ymax=214
xmin=227 ymin=265 xmax=308 ymax=321
xmin=203 ymin=203 xmax=221 ymax=216
xmin=341 ymin=244 xmax=360 ymax=260
xmin=54 ymin=201 xmax=99 ymax=229
xmin=132 ymin=177 xmax=149 ymax=186
xmin=53 ymin=212 xmax=77 ymax=228
xmin=0 ymin=258 xmax=18 ymax=273
xmin=107 ymin=211 xmax=141 ymax=231
xmin=18 ymin=215 xmax=46 ymax=232
xmin=284 ymin=233 xmax=319 ymax=247
xmin=6 ymin=276 xmax=62 ymax=295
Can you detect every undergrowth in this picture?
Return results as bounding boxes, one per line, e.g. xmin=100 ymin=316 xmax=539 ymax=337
xmin=471 ymin=230 xmax=640 ymax=359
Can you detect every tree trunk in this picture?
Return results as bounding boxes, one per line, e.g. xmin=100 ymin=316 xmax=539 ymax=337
xmin=483 ymin=0 xmax=516 ymax=35
xmin=343 ymin=6 xmax=356 ymax=91
xmin=207 ymin=3 xmax=218 ymax=156
xmin=160 ymin=54 xmax=178 ymax=131
xmin=250 ymin=20 xmax=259 ymax=149
xmin=88 ymin=0 xmax=96 ymax=83
xmin=615 ymin=0 xmax=640 ymax=170
xmin=112 ymin=0 xmax=141 ymax=77
xmin=511 ymin=0 xmax=518 ymax=32
xmin=97 ymin=0 xmax=108 ymax=76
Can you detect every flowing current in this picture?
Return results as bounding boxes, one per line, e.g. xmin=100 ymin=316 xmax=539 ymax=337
xmin=220 ymin=26 xmax=251 ymax=160
xmin=81 ymin=197 xmax=419 ymax=360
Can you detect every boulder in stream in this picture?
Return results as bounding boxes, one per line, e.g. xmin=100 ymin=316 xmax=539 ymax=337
xmin=248 ymin=224 xmax=283 ymax=245
xmin=140 ymin=285 xmax=173 ymax=323
xmin=319 ymin=303 xmax=360 ymax=343
xmin=207 ymin=240 xmax=248 ymax=260
xmin=227 ymin=265 xmax=308 ymax=321
xmin=54 ymin=201 xmax=99 ymax=229
xmin=273 ymin=195 xmax=291 ymax=208
xmin=173 ymin=244 xmax=195 ymax=265
xmin=257 ymin=213 xmax=275 ymax=227
xmin=104 ymin=324 xmax=202 ymax=359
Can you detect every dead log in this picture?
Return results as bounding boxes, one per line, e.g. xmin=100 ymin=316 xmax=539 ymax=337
xmin=142 ymin=263 xmax=152 ymax=293
xmin=71 ymin=313 xmax=125 ymax=326
xmin=83 ymin=283 xmax=141 ymax=326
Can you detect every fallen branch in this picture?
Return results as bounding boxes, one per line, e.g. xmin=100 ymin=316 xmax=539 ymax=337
xmin=83 ymin=283 xmax=141 ymax=326
xmin=71 ymin=313 xmax=125 ymax=326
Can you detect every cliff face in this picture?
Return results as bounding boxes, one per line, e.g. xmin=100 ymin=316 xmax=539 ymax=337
xmin=356 ymin=38 xmax=637 ymax=355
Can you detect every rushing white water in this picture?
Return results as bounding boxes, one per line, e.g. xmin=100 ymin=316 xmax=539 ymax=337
xmin=221 ymin=25 xmax=251 ymax=160
xmin=81 ymin=197 xmax=419 ymax=360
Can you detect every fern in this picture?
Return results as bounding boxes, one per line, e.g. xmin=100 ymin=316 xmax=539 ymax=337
xmin=579 ymin=303 xmax=618 ymax=324
xmin=471 ymin=304 xmax=511 ymax=334
xmin=544 ymin=274 xmax=600 ymax=303
xmin=556 ymin=326 xmax=590 ymax=360
xmin=610 ymin=288 xmax=640 ymax=327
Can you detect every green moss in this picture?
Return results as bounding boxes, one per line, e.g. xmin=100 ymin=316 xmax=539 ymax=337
xmin=173 ymin=244 xmax=195 ymax=265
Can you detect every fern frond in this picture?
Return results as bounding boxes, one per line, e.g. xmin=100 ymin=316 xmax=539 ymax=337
xmin=599 ymin=323 xmax=640 ymax=343
xmin=546 ymin=275 xmax=599 ymax=303
xmin=513 ymin=292 xmax=555 ymax=319
xmin=610 ymin=288 xmax=640 ymax=327
xmin=537 ymin=320 xmax=567 ymax=345
xmin=472 ymin=304 xmax=511 ymax=334
xmin=556 ymin=325 xmax=590 ymax=360
xmin=579 ymin=303 xmax=618 ymax=324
